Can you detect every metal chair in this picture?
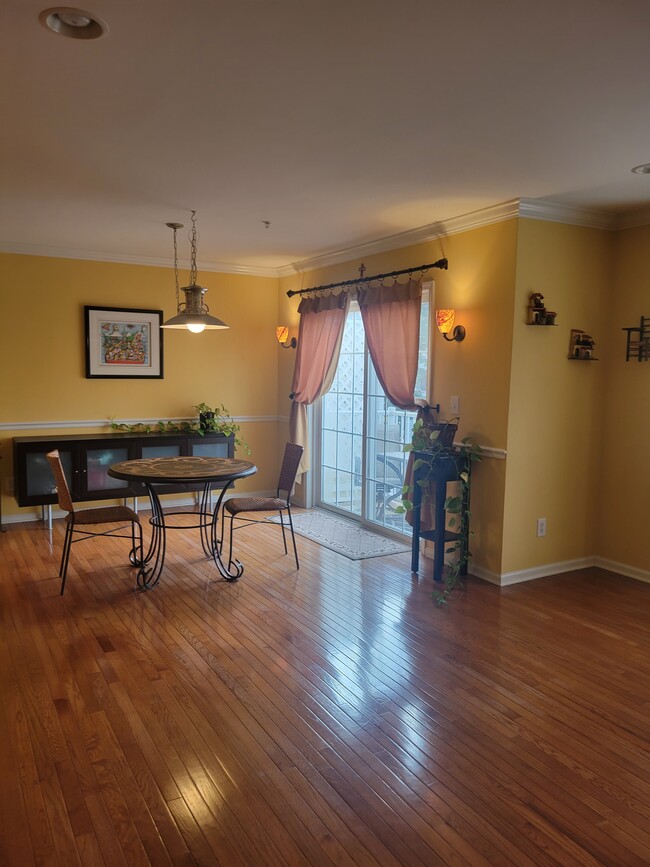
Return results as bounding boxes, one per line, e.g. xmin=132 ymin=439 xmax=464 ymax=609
xmin=46 ymin=449 xmax=143 ymax=594
xmin=375 ymin=452 xmax=407 ymax=523
xmin=220 ymin=442 xmax=304 ymax=569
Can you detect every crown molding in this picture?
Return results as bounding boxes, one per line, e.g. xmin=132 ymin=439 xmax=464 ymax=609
xmin=281 ymin=197 xmax=640 ymax=278
xmin=4 ymin=198 xmax=648 ymax=281
xmin=0 ymin=242 xmax=279 ymax=278
xmin=517 ymin=197 xmax=617 ymax=230
xmin=279 ymin=200 xmax=521 ymax=277
xmin=615 ymin=207 xmax=650 ymax=230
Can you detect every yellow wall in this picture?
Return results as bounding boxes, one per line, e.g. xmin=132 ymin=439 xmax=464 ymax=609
xmin=0 ymin=253 xmax=281 ymax=518
xmin=279 ymin=219 xmax=519 ymax=576
xmin=597 ymin=225 xmax=650 ymax=572
xmin=3 ymin=218 xmax=647 ymax=583
xmin=502 ymin=220 xmax=612 ymax=574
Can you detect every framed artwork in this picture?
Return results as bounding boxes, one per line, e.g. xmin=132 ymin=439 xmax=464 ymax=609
xmin=85 ymin=306 xmax=164 ymax=379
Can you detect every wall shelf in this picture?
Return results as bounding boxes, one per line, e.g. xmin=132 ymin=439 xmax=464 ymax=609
xmin=528 ymin=292 xmax=557 ymax=325
xmin=568 ymin=328 xmax=596 ymax=360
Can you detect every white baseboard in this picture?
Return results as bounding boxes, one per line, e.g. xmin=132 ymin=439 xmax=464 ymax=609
xmin=593 ymin=557 xmax=650 ymax=585
xmin=497 ymin=557 xmax=595 ymax=586
xmin=469 ymin=565 xmax=503 ymax=585
xmin=472 ymin=555 xmax=650 ymax=587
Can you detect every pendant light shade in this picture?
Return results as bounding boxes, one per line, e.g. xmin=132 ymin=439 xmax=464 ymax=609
xmin=161 ymin=213 xmax=229 ymax=332
xmin=161 ymin=285 xmax=228 ymax=332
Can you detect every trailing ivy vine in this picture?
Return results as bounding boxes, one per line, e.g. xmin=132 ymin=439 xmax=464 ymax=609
xmin=109 ymin=402 xmax=250 ymax=453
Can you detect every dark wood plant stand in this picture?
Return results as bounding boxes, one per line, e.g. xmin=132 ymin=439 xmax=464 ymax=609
xmin=410 ymin=448 xmax=470 ymax=582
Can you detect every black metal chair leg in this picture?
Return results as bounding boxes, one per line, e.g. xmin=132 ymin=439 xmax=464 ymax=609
xmin=278 ymin=510 xmax=288 ymax=553
xmin=287 ymin=507 xmax=299 ymax=569
xmin=59 ymin=523 xmax=73 ymax=594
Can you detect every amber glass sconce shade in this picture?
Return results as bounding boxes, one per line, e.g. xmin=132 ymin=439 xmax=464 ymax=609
xmin=436 ymin=309 xmax=466 ymax=342
xmin=276 ymin=326 xmax=297 ymax=349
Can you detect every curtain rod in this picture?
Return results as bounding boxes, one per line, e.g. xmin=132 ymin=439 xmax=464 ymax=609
xmin=286 ymin=258 xmax=448 ymax=298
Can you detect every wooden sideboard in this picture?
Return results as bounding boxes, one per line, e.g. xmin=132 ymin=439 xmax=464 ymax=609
xmin=13 ymin=431 xmax=235 ymax=508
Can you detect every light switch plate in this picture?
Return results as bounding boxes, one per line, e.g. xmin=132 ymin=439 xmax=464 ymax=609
xmin=450 ymin=396 xmax=460 ymax=415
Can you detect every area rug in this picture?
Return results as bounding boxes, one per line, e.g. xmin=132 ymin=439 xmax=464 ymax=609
xmin=266 ymin=510 xmax=410 ymax=560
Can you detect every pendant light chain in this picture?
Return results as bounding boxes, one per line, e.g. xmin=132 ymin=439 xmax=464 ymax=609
xmin=189 ymin=210 xmax=198 ymax=287
xmin=172 ymin=224 xmax=180 ymax=312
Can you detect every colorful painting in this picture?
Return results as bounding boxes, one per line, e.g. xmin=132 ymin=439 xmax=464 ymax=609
xmin=85 ymin=306 xmax=163 ymax=378
xmin=100 ymin=320 xmax=150 ymax=365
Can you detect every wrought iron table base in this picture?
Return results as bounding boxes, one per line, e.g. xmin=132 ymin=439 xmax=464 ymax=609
xmin=136 ymin=480 xmax=242 ymax=589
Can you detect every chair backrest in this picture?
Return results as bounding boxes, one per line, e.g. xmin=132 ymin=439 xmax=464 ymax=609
xmin=46 ymin=449 xmax=74 ymax=513
xmin=277 ymin=442 xmax=304 ymax=498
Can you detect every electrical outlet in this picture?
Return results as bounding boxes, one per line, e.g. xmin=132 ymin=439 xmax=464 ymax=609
xmin=450 ymin=395 xmax=460 ymax=415
xmin=536 ymin=517 xmax=547 ymax=537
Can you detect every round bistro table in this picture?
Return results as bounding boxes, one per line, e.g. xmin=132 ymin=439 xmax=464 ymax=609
xmin=108 ymin=456 xmax=257 ymax=590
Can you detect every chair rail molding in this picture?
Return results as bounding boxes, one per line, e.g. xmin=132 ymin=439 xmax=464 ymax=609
xmin=0 ymin=415 xmax=282 ymax=431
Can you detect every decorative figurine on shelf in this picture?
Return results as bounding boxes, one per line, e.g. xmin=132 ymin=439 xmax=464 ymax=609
xmin=568 ymin=329 xmax=597 ymax=360
xmin=528 ymin=292 xmax=557 ymax=325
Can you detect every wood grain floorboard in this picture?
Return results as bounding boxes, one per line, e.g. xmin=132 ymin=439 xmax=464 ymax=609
xmin=1 ymin=513 xmax=648 ymax=865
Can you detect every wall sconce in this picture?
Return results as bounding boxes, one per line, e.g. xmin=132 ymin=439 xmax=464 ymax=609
xmin=276 ymin=326 xmax=297 ymax=349
xmin=436 ymin=309 xmax=466 ymax=342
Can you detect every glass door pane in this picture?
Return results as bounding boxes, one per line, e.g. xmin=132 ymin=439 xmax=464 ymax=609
xmin=320 ymin=309 xmax=364 ymax=516
xmin=86 ymin=447 xmax=130 ymax=491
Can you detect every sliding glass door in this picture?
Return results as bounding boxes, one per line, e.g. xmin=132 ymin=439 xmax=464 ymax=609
xmin=318 ymin=287 xmax=431 ymax=536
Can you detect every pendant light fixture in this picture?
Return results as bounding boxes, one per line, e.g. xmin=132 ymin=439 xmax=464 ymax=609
xmin=161 ymin=212 xmax=228 ymax=333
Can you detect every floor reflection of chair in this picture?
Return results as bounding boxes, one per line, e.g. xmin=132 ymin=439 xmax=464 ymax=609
xmin=46 ymin=449 xmax=142 ymax=595
xmin=220 ymin=442 xmax=304 ymax=569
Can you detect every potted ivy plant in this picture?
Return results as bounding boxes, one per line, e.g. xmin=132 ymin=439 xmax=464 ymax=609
xmin=196 ymin=403 xmax=216 ymax=431
xmin=192 ymin=402 xmax=250 ymax=454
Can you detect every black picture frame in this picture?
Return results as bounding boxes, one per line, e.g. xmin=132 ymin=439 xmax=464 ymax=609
xmin=84 ymin=306 xmax=164 ymax=379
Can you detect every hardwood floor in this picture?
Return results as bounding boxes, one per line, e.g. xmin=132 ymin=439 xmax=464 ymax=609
xmin=0 ymin=512 xmax=648 ymax=866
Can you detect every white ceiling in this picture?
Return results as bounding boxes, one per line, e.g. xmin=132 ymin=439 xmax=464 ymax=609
xmin=2 ymin=0 xmax=650 ymax=273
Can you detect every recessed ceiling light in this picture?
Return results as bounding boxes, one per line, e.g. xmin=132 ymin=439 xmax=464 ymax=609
xmin=631 ymin=163 xmax=650 ymax=174
xmin=39 ymin=7 xmax=107 ymax=39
